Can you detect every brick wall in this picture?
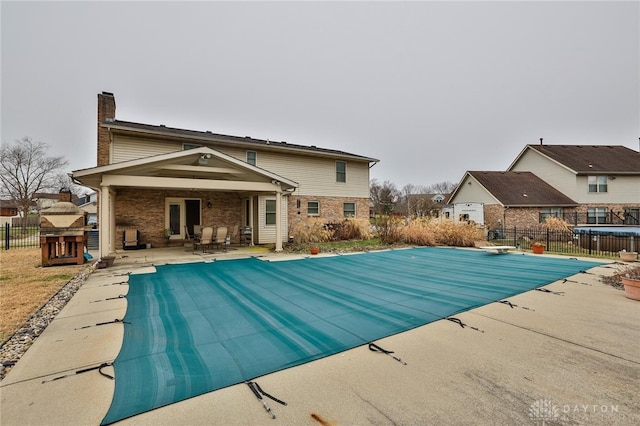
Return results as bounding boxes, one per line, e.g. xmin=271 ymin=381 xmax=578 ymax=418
xmin=115 ymin=189 xmax=242 ymax=248
xmin=287 ymin=195 xmax=370 ymax=230
xmin=97 ymin=92 xmax=115 ymax=167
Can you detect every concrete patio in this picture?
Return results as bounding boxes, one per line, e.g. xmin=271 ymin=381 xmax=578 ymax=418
xmin=1 ymin=247 xmax=638 ymax=425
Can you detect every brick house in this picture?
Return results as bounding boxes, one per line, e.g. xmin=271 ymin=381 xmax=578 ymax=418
xmin=447 ymin=142 xmax=640 ymax=231
xmin=72 ymin=92 xmax=378 ymax=256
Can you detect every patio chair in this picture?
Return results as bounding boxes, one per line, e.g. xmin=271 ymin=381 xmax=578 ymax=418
xmin=193 ymin=226 xmax=213 ymax=252
xmin=212 ymin=226 xmax=228 ymax=251
xmin=122 ymin=229 xmax=140 ymax=250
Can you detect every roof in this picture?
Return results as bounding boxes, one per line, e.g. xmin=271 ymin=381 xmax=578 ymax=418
xmin=463 ymin=171 xmax=578 ymax=206
xmin=514 ymin=145 xmax=640 ymax=174
xmin=102 ymin=120 xmax=379 ymax=163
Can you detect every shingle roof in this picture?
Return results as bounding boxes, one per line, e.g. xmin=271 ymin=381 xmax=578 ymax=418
xmin=527 ymin=145 xmax=640 ymax=174
xmin=103 ymin=120 xmax=379 ymax=163
xmin=468 ymin=171 xmax=578 ymax=206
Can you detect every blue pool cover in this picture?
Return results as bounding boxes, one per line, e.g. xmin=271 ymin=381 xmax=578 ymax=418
xmin=101 ymin=247 xmax=603 ymax=424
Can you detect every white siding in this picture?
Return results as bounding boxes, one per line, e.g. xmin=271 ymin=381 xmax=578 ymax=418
xmin=113 ymin=136 xmax=372 ymax=199
xmin=256 ymin=195 xmax=289 ymax=244
xmin=214 ymin=147 xmax=371 ymax=198
xmin=112 ymin=135 xmax=181 ymax=163
xmin=511 ymin=149 xmax=640 ymax=204
xmin=451 ymin=176 xmax=500 ymax=204
xmin=510 ymin=150 xmax=578 ymax=198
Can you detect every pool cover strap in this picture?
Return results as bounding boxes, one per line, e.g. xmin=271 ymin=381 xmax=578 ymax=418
xmin=446 ymin=317 xmax=484 ymax=333
xmin=368 ymin=342 xmax=407 ymax=365
xmin=42 ymin=362 xmax=114 ymax=383
xmin=247 ymin=381 xmax=287 ymax=419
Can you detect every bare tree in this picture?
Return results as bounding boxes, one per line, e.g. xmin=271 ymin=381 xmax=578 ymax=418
xmin=370 ymin=179 xmax=399 ymax=216
xmin=0 ymin=137 xmax=68 ymax=229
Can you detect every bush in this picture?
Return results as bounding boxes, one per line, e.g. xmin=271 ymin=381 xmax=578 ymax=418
xmin=542 ymin=217 xmax=571 ymax=232
xmin=333 ymin=218 xmax=373 ymax=241
xmin=400 ymin=217 xmax=436 ymax=246
xmin=430 ymin=219 xmax=482 ymax=247
xmin=289 ymin=217 xmax=331 ymax=244
xmin=371 ymin=215 xmax=404 ymax=244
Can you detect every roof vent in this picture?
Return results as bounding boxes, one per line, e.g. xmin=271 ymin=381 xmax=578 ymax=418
xmin=160 ymin=124 xmax=166 ymax=127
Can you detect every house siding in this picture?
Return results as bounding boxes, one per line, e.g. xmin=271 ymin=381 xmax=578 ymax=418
xmin=453 ymin=176 xmax=500 ymax=204
xmin=510 ymin=150 xmax=578 ymax=197
xmin=256 ymin=195 xmax=289 ymax=244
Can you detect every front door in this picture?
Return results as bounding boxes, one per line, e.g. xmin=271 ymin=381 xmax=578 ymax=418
xmin=166 ymin=198 xmax=201 ymax=238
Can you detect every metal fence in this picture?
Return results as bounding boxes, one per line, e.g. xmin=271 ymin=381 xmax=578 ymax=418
xmin=2 ymin=223 xmax=41 ymax=250
xmin=488 ymin=226 xmax=639 ymax=259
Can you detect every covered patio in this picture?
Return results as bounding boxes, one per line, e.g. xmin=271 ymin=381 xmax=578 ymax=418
xmin=72 ymin=147 xmax=298 ymax=258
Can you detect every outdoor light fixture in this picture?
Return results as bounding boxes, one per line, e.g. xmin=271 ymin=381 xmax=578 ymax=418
xmin=207 ymin=201 xmax=212 ymax=209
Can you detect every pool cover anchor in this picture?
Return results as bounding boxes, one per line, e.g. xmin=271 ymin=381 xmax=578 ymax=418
xmin=246 ymin=381 xmax=287 ymax=419
xmin=100 ymin=281 xmax=128 ymax=287
xmin=74 ymin=318 xmax=130 ymax=330
xmin=368 ymin=342 xmax=407 ymax=365
xmin=90 ymin=294 xmax=127 ymax=303
xmin=498 ymin=300 xmax=534 ymax=311
xmin=446 ymin=317 xmax=484 ymax=333
xmin=534 ymin=288 xmax=565 ymax=296
xmin=41 ymin=362 xmax=114 ymax=384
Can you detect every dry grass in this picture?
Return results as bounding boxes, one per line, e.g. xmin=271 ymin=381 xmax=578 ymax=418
xmin=0 ymin=248 xmax=86 ymax=342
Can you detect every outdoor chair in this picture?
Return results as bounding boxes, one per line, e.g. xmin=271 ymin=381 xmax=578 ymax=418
xmin=212 ymin=226 xmax=228 ymax=251
xmin=122 ymin=229 xmax=141 ymax=250
xmin=193 ymin=226 xmax=213 ymax=252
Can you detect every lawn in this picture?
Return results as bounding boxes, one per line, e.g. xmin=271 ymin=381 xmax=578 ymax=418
xmin=0 ymin=248 xmax=89 ymax=342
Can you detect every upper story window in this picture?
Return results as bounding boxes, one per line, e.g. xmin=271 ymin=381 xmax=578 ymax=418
xmin=307 ymin=201 xmax=319 ymax=216
xmin=246 ymin=151 xmax=257 ymax=166
xmin=588 ymin=176 xmax=607 ymax=193
xmin=343 ymin=202 xmax=356 ymax=218
xmin=183 ymin=143 xmax=201 ymax=150
xmin=265 ymin=199 xmax=276 ymax=225
xmin=336 ymin=161 xmax=346 ymax=183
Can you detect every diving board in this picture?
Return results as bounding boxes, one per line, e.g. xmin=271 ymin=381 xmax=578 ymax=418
xmin=478 ymin=245 xmax=516 ymax=254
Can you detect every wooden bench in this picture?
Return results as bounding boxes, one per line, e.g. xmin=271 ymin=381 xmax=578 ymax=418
xmin=478 ymin=245 xmax=516 ymax=254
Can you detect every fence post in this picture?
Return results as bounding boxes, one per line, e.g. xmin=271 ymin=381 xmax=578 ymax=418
xmin=513 ymin=226 xmax=517 ymax=247
xmin=546 ymin=228 xmax=550 ymax=250
xmin=588 ymin=229 xmax=592 ymax=255
xmin=4 ymin=222 xmax=9 ymax=250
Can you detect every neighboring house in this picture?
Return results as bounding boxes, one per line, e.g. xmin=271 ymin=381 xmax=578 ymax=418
xmin=74 ymin=192 xmax=98 ymax=225
xmin=72 ymin=92 xmax=378 ymax=256
xmin=447 ymin=171 xmax=579 ymax=229
xmin=407 ymin=193 xmax=448 ymax=217
xmin=0 ymin=200 xmax=19 ymax=227
xmin=447 ymin=143 xmax=640 ymax=230
xmin=508 ymin=144 xmax=640 ymax=226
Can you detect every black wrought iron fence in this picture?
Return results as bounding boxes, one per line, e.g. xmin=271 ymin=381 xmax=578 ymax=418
xmin=2 ymin=223 xmax=41 ymax=250
xmin=488 ymin=226 xmax=639 ymax=259
xmin=539 ymin=212 xmax=638 ymax=225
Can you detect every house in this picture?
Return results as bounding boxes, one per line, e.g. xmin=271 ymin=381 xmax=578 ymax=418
xmin=73 ymin=192 xmax=98 ymax=226
xmin=72 ymin=92 xmax=378 ymax=256
xmin=446 ymin=142 xmax=640 ymax=231
xmin=508 ymin=144 xmax=640 ymax=225
xmin=407 ymin=193 xmax=448 ymax=217
xmin=0 ymin=200 xmax=19 ymax=227
xmin=446 ymin=171 xmax=579 ymax=229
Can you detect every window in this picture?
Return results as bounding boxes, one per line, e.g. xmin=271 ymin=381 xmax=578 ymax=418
xmin=183 ymin=143 xmax=201 ymax=150
xmin=307 ymin=201 xmax=319 ymax=216
xmin=336 ymin=161 xmax=346 ymax=183
xmin=265 ymin=199 xmax=276 ymax=225
xmin=587 ymin=207 xmax=607 ymax=224
xmin=588 ymin=176 xmax=607 ymax=193
xmin=246 ymin=151 xmax=257 ymax=166
xmin=343 ymin=202 xmax=356 ymax=218
xmin=540 ymin=208 xmax=563 ymax=223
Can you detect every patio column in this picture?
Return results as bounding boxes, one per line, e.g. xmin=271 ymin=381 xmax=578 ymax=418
xmin=275 ymin=191 xmax=283 ymax=252
xmin=99 ymin=185 xmax=116 ymax=257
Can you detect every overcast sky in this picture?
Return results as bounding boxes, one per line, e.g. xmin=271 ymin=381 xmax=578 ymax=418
xmin=2 ymin=1 xmax=638 ymax=191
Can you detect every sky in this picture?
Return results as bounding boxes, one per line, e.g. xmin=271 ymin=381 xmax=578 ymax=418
xmin=2 ymin=1 xmax=639 ymax=191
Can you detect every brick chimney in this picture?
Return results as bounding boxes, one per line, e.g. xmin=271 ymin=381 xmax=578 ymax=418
xmin=58 ymin=188 xmax=72 ymax=202
xmin=97 ymin=92 xmax=116 ymax=166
